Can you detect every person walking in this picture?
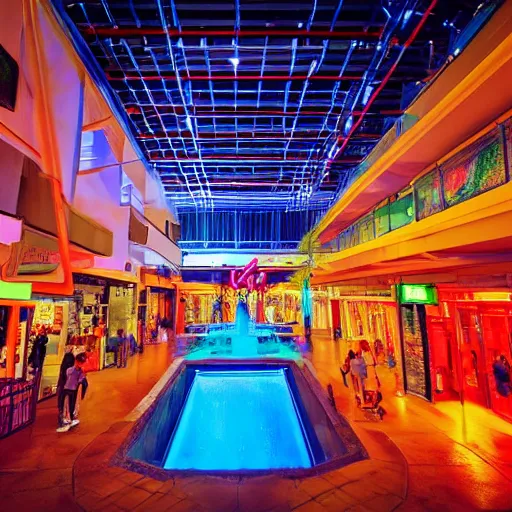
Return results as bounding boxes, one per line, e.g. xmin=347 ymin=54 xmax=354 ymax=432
xmin=360 ymin=340 xmax=380 ymax=392
xmin=116 ymin=329 xmax=129 ymax=368
xmin=56 ymin=351 xmax=75 ymax=431
xmin=56 ymin=352 xmax=87 ymax=432
xmin=340 ymin=350 xmax=356 ymax=388
xmin=350 ymin=351 xmax=367 ymax=399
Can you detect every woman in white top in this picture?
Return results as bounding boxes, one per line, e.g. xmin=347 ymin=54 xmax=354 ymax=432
xmin=360 ymin=340 xmax=379 ymax=391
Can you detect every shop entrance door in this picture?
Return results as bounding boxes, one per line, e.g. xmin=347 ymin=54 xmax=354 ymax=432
xmin=330 ymin=300 xmax=341 ymax=339
xmin=427 ymin=314 xmax=460 ymax=401
xmin=400 ymin=304 xmax=432 ymax=401
xmin=480 ymin=308 xmax=512 ymax=420
xmin=458 ymin=308 xmax=489 ymax=408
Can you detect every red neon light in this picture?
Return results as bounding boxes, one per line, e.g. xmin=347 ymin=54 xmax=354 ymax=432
xmin=230 ymin=258 xmax=267 ymax=292
xmin=332 ymin=0 xmax=438 ymax=164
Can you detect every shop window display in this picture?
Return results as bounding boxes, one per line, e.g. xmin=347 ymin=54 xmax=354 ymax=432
xmin=480 ymin=309 xmax=512 ymax=420
xmin=31 ymin=300 xmax=71 ymax=398
xmin=146 ymin=288 xmax=175 ymax=344
xmin=107 ymin=285 xmax=136 ymax=364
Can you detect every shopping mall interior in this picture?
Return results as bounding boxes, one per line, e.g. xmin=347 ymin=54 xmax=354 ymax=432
xmin=1 ymin=0 xmax=512 ymax=510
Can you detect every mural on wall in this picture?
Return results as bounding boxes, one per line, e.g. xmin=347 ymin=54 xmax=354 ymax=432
xmin=415 ymin=170 xmax=443 ymax=220
xmin=443 ymin=139 xmax=505 ymax=207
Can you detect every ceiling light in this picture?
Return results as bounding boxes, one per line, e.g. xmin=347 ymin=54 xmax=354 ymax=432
xmin=229 ymin=57 xmax=240 ymax=68
xmin=298 ymin=22 xmax=303 ymax=28
xmin=307 ymin=59 xmax=318 ymax=78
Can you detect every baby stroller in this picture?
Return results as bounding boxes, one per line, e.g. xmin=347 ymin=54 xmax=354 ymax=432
xmin=355 ymin=365 xmax=385 ymax=420
xmin=356 ymin=388 xmax=385 ymax=420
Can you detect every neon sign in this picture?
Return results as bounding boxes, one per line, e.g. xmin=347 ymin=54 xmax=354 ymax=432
xmin=229 ymin=258 xmax=267 ymax=292
xmin=399 ymin=284 xmax=437 ymax=305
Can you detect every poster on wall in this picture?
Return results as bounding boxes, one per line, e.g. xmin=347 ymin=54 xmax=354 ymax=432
xmin=401 ymin=304 xmax=429 ymax=399
xmin=415 ymin=170 xmax=443 ymax=220
xmin=442 ymin=136 xmax=505 ymax=207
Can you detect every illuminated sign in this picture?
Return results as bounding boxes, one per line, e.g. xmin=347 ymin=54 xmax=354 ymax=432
xmin=399 ymin=284 xmax=437 ymax=305
xmin=0 ymin=280 xmax=32 ymax=300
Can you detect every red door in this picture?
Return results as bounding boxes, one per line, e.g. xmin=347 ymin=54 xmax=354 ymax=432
xmin=458 ymin=308 xmax=489 ymax=408
xmin=330 ymin=300 xmax=341 ymax=338
xmin=480 ymin=308 xmax=512 ymax=420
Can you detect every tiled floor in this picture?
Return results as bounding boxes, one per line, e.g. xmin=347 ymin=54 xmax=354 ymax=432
xmin=309 ymin=335 xmax=512 ymax=511
xmin=1 ymin=338 xmax=511 ymax=511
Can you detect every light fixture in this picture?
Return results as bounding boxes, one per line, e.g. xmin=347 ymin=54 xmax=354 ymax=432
xmin=362 ymin=86 xmax=373 ymax=106
xmin=307 ymin=59 xmax=318 ymax=78
xmin=453 ymin=48 xmax=461 ymax=56
xmin=228 ymin=57 xmax=240 ymax=68
xmin=298 ymin=22 xmax=303 ymax=28
xmin=343 ymin=115 xmax=353 ymax=136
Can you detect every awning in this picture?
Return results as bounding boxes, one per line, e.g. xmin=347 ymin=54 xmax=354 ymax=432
xmin=67 ymin=205 xmax=113 ymax=257
xmin=16 ymin=156 xmax=113 ymax=256
xmin=128 ymin=207 xmax=149 ymax=245
xmin=129 ymin=207 xmax=181 ymax=269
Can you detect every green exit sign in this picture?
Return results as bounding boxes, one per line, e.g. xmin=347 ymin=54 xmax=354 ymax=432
xmin=399 ymin=284 xmax=437 ymax=305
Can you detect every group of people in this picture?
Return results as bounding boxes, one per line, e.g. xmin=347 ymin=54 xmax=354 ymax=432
xmin=106 ymin=328 xmax=139 ymax=368
xmin=340 ymin=340 xmax=380 ymax=399
xmin=55 ymin=328 xmax=141 ymax=432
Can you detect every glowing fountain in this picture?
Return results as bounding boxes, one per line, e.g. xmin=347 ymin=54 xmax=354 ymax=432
xmin=183 ymin=258 xmax=302 ymax=361
xmin=231 ymin=298 xmax=259 ymax=357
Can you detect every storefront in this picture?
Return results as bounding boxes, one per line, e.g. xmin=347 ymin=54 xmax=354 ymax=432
xmin=145 ymin=287 xmax=175 ymax=344
xmin=311 ymin=288 xmax=329 ymax=332
xmin=107 ymin=283 xmax=137 ymax=364
xmin=0 ymin=286 xmax=38 ymax=438
xmin=31 ymin=298 xmax=75 ymax=399
xmin=328 ymin=286 xmax=401 ymax=369
xmin=72 ymin=274 xmax=137 ymax=369
xmin=398 ymin=284 xmax=437 ymax=401
xmin=265 ymin=286 xmax=302 ymax=326
xmin=430 ymin=288 xmax=512 ymax=421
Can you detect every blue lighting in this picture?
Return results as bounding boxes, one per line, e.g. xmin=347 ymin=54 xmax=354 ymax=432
xmin=344 ymin=115 xmax=353 ymax=136
xmin=164 ymin=369 xmax=312 ymax=471
xmin=362 ymin=85 xmax=373 ymax=106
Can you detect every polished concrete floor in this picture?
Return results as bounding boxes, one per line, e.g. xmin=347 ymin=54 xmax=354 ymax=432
xmin=309 ymin=336 xmax=512 ymax=511
xmin=0 ymin=339 xmax=511 ymax=511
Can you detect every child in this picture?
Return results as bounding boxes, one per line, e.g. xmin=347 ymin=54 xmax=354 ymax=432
xmin=56 ymin=352 xmax=87 ymax=432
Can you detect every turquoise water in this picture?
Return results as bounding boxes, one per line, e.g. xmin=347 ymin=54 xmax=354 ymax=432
xmin=163 ymin=369 xmax=312 ymax=471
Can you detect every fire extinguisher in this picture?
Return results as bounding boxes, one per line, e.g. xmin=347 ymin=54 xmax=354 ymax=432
xmin=435 ymin=367 xmax=444 ymax=394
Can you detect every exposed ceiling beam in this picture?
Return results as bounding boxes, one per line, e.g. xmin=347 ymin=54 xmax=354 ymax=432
xmin=107 ymin=72 xmax=365 ymax=82
xmin=80 ymin=27 xmax=383 ymax=39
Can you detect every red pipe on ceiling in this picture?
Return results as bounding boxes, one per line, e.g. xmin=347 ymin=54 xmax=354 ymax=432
xmin=107 ymin=73 xmax=364 ymax=82
xmin=81 ymin=27 xmax=383 ymax=40
xmin=331 ymin=0 xmax=438 ymax=165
